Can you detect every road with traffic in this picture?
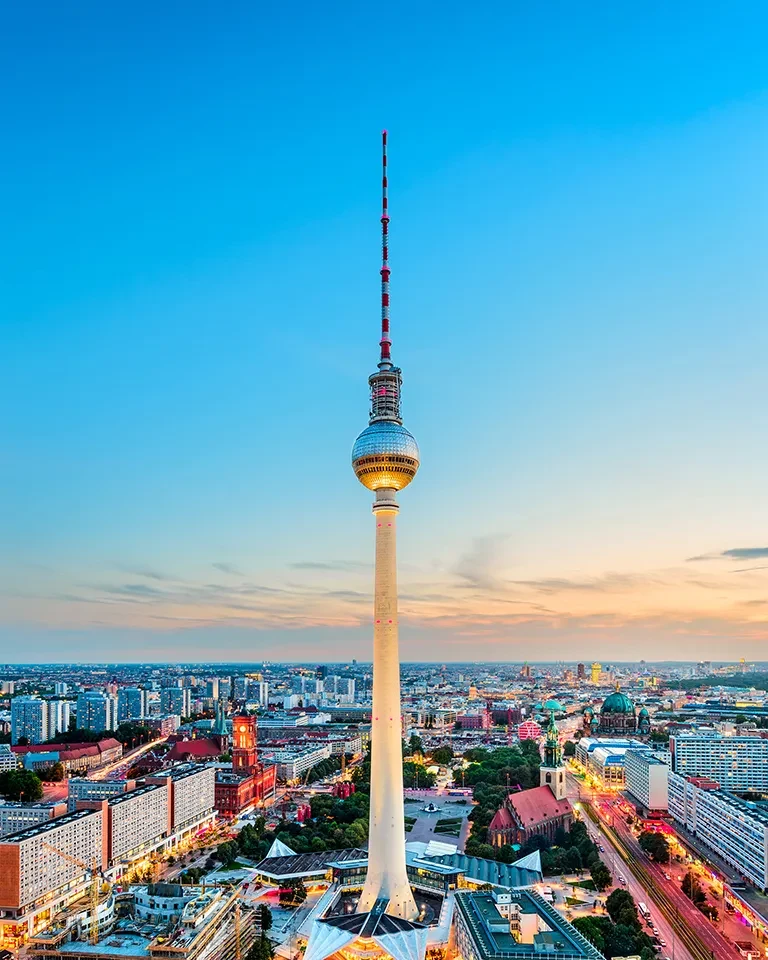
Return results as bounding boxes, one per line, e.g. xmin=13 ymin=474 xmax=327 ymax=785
xmin=568 ymin=771 xmax=736 ymax=960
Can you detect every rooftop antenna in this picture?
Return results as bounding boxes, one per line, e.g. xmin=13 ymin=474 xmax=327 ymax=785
xmin=379 ymin=130 xmax=391 ymax=366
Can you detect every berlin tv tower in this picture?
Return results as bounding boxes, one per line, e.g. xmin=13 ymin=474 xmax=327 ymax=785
xmin=351 ymin=131 xmax=419 ymax=920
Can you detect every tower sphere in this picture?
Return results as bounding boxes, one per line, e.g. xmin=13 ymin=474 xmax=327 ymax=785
xmin=352 ymin=420 xmax=420 ymax=491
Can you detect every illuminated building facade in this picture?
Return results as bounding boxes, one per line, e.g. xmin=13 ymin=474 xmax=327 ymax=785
xmin=215 ymin=712 xmax=276 ymax=816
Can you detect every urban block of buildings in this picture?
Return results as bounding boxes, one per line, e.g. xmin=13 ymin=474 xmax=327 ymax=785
xmin=0 ymin=764 xmax=216 ymax=945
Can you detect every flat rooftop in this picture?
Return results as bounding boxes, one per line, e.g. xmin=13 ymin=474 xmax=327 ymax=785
xmin=454 ymin=890 xmax=603 ymax=960
xmin=0 ymin=808 xmax=97 ymax=843
xmin=109 ymin=784 xmax=162 ymax=807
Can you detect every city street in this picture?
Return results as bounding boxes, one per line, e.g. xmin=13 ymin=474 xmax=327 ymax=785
xmin=568 ymin=771 xmax=738 ymax=960
xmin=567 ymin=784 xmax=693 ymax=960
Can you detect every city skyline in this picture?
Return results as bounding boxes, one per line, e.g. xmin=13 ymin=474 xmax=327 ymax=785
xmin=3 ymin=3 xmax=768 ymax=662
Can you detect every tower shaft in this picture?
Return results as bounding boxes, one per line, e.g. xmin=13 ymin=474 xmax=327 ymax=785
xmin=357 ymin=490 xmax=417 ymax=919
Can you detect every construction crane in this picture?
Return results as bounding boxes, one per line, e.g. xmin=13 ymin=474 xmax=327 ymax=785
xmin=234 ymin=899 xmax=241 ymax=960
xmin=41 ymin=841 xmax=108 ymax=945
xmin=484 ymin=699 xmax=494 ymax=744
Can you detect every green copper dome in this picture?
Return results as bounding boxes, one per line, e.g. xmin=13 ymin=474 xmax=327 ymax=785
xmin=543 ymin=699 xmax=564 ymax=712
xmin=601 ymin=690 xmax=635 ymax=714
xmin=638 ymin=706 xmax=649 ymax=716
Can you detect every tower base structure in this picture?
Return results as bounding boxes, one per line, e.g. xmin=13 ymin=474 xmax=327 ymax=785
xmin=304 ymin=905 xmax=427 ymax=960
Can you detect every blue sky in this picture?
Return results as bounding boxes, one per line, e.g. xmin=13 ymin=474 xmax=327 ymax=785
xmin=2 ymin=2 xmax=768 ymax=662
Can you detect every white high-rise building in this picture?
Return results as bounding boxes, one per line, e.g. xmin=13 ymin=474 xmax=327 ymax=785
xmin=76 ymin=692 xmax=117 ymax=732
xmin=671 ymin=734 xmax=768 ymax=792
xmin=255 ymin=680 xmax=269 ymax=707
xmin=625 ymin=749 xmax=669 ymax=811
xmin=46 ymin=700 xmax=71 ymax=740
xmin=54 ymin=682 xmax=69 ymax=696
xmin=668 ymin=771 xmax=768 ymax=890
xmin=11 ymin=697 xmax=48 ymax=745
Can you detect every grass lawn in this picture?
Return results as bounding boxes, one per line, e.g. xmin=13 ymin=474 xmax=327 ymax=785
xmin=566 ymin=897 xmax=586 ymax=906
xmin=435 ymin=818 xmax=463 ymax=827
xmin=404 ymin=816 xmax=417 ymax=825
xmin=572 ymin=880 xmax=596 ymax=890
xmin=435 ymin=823 xmax=462 ymax=836
xmin=217 ymin=861 xmax=246 ymax=871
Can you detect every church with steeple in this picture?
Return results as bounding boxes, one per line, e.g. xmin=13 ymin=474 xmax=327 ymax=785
xmin=488 ymin=711 xmax=573 ymax=849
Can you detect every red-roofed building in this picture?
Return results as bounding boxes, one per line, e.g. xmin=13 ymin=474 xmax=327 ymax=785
xmin=12 ymin=738 xmax=122 ymax=774
xmin=488 ymin=785 xmax=573 ymax=847
xmin=164 ymin=738 xmax=221 ymax=763
xmin=489 ymin=711 xmax=573 ymax=848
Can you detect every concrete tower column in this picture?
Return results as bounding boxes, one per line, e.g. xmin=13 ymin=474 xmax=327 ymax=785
xmin=357 ymin=488 xmax=417 ymax=919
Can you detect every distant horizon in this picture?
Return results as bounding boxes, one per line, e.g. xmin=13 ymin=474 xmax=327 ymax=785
xmin=1 ymin=659 xmax=763 ymax=669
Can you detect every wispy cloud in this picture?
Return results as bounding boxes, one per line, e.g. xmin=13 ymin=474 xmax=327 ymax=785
xmin=723 ymin=547 xmax=768 ymax=560
xmin=507 ymin=572 xmax=661 ymax=595
xmin=290 ymin=560 xmax=370 ymax=571
xmin=212 ymin=562 xmax=245 ymax=576
xmin=687 ymin=547 xmax=768 ymax=563
xmin=116 ymin=565 xmax=174 ymax=581
xmin=453 ymin=535 xmax=508 ymax=590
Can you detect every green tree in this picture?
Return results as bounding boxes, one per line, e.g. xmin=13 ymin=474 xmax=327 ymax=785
xmin=36 ymin=762 xmax=65 ymax=782
xmin=638 ymin=830 xmax=670 ymax=863
xmin=402 ymin=762 xmax=435 ymax=789
xmin=431 ymin=745 xmax=454 ymax=765
xmin=572 ymin=917 xmax=606 ymax=954
xmin=258 ymin=904 xmax=273 ymax=932
xmin=0 ymin=769 xmax=43 ymax=801
xmin=246 ymin=936 xmax=274 ymax=960
xmin=279 ymin=878 xmax=307 ymax=906
xmin=590 ymin=859 xmax=612 ymax=891
xmin=408 ymin=734 xmax=423 ymax=756
xmin=605 ymin=889 xmax=640 ymax=929
xmin=682 ymin=871 xmax=707 ymax=906
xmin=563 ymin=740 xmax=577 ymax=757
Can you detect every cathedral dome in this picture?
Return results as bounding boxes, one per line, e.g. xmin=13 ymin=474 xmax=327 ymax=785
xmin=600 ymin=690 xmax=635 ymax=715
xmin=543 ymin=699 xmax=564 ymax=712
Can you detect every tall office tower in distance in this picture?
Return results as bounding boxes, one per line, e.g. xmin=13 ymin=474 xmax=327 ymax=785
xmin=352 ymin=131 xmax=420 ymax=920
xmin=76 ymin=691 xmax=117 ymax=732
xmin=11 ymin=697 xmax=48 ymax=744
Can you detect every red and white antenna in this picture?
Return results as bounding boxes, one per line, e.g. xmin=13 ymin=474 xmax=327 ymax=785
xmin=379 ymin=130 xmax=391 ymax=365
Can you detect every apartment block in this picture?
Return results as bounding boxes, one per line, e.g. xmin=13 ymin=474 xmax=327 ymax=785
xmin=161 ymin=687 xmax=191 ymax=718
xmin=0 ymin=744 xmax=19 ymax=772
xmin=11 ymin=697 xmax=48 ymax=745
xmin=671 ymin=734 xmax=768 ymax=792
xmin=107 ymin=783 xmax=169 ymax=863
xmin=76 ymin=692 xmax=117 ymax=733
xmin=67 ymin=778 xmax=135 ymax=812
xmin=117 ymin=687 xmax=148 ymax=723
xmin=266 ymin=743 xmax=333 ymax=780
xmin=625 ymin=750 xmax=669 ymax=812
xmin=0 ymin=808 xmax=105 ymax=912
xmin=0 ymin=801 xmax=67 ymax=837
xmin=668 ymin=771 xmax=768 ymax=890
xmin=146 ymin=763 xmax=216 ymax=832
xmin=46 ymin=700 xmax=71 ymax=741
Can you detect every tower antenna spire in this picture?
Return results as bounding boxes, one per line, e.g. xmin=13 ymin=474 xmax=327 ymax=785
xmin=379 ymin=129 xmax=391 ymax=365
